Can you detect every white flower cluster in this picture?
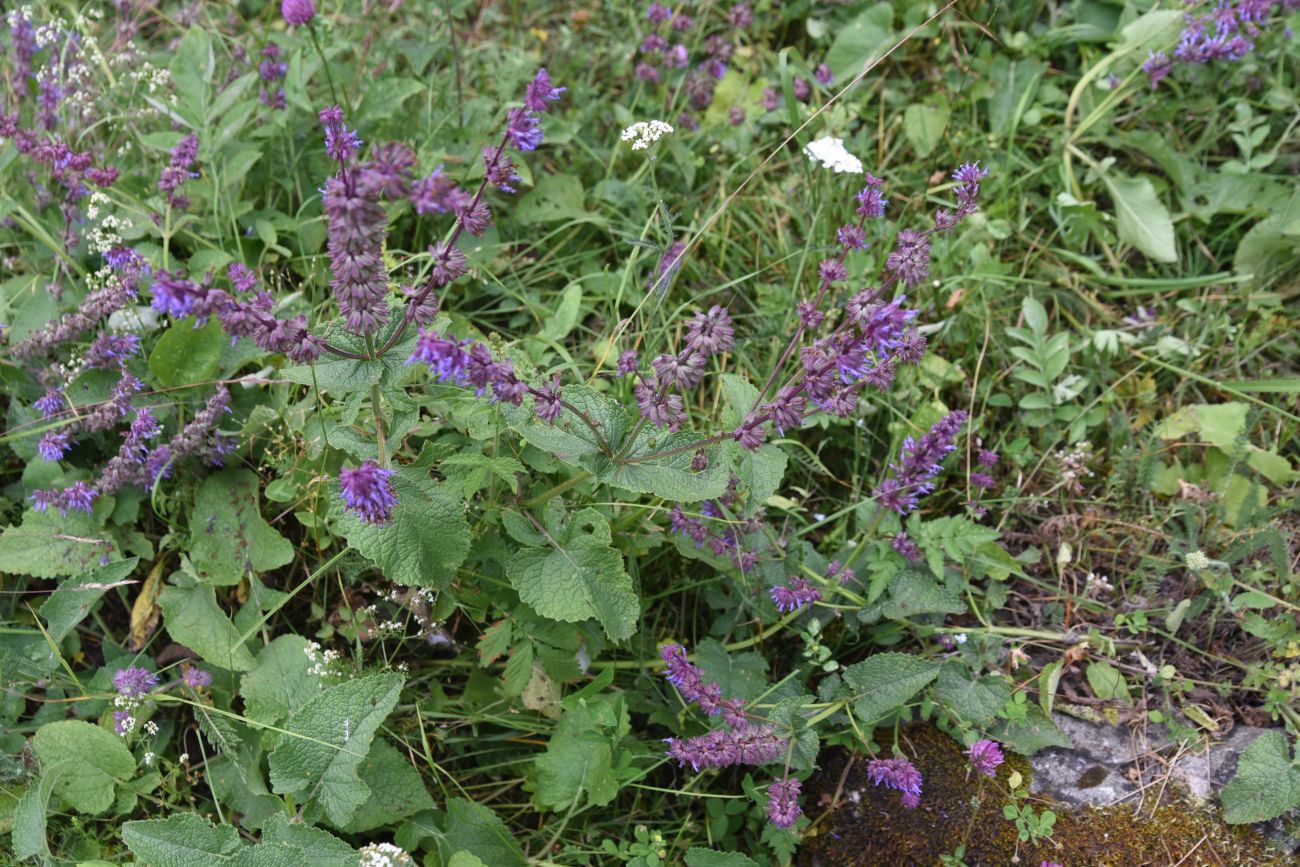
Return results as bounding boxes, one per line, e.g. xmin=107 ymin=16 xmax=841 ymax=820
xmin=802 ymin=136 xmax=864 ymax=174
xmin=359 ymin=842 xmax=412 ymax=867
xmin=621 ymin=119 xmax=675 ymax=151
xmin=304 ymin=641 xmax=342 ymax=679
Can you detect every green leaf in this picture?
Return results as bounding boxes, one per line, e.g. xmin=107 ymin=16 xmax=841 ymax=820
xmin=883 ymin=568 xmax=965 ymax=619
xmin=991 ymin=705 xmax=1071 ymax=755
xmin=336 ymin=739 xmax=435 ymax=833
xmin=123 ymin=813 xmax=242 ymax=866
xmin=824 ymin=2 xmax=894 ymax=84
xmin=32 ymin=721 xmax=136 ymax=814
xmin=441 ymin=798 xmax=526 ymax=867
xmin=1220 ymin=730 xmax=1300 ymax=824
xmin=685 ymin=848 xmax=762 ymax=867
xmin=534 ymin=697 xmax=628 ymax=810
xmin=449 ymin=854 xmax=490 ymax=867
xmin=1100 ymin=172 xmax=1178 ymax=264
xmin=169 ymin=28 xmax=214 ymax=128
xmin=268 ymin=674 xmax=404 ymax=826
xmin=189 ymin=470 xmax=293 ymax=586
xmin=12 ymin=761 xmax=62 ymax=860
xmin=158 ymin=584 xmax=258 ymax=671
xmin=516 ymin=174 xmax=601 ymax=225
xmin=841 ymin=653 xmax=940 ymax=724
xmin=230 ymin=814 xmax=355 ymax=867
xmin=903 ymin=103 xmax=950 ymax=157
xmin=502 ymin=382 xmax=731 ymax=502
xmin=441 ymin=453 xmax=526 ymax=498
xmin=0 ymin=507 xmax=119 ymax=578
xmin=1038 ymin=660 xmax=1064 ymax=717
xmin=1085 ymin=660 xmax=1131 ymax=704
xmin=40 ymin=558 xmax=138 ymax=642
xmin=239 ymin=635 xmax=322 ymax=726
xmin=334 ymin=468 xmax=470 ymax=588
xmin=934 ymin=664 xmax=1011 ymax=727
xmin=542 ymin=282 xmax=583 ymax=341
xmin=505 ymin=507 xmax=639 ymax=641
xmin=281 ymin=302 xmax=417 ymax=396
xmin=149 ymin=318 xmax=225 ymax=389
xmin=694 ymin=639 xmax=769 ymax=702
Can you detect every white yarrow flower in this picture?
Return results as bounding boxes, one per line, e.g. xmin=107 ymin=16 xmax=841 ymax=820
xmin=621 ymin=119 xmax=675 ymax=151
xmin=803 ymin=136 xmax=864 ymax=174
xmin=359 ymin=842 xmax=413 ymax=867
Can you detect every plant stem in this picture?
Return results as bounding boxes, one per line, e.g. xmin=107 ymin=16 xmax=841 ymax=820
xmin=307 ymin=22 xmax=347 ymax=114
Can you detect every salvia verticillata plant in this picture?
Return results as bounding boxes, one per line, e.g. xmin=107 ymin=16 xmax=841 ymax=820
xmin=14 ymin=2 xmax=1290 ymax=864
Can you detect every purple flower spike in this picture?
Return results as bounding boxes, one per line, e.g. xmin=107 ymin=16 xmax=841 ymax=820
xmin=665 ymin=724 xmax=787 ymax=771
xmin=534 ymin=375 xmax=564 ymax=424
xmin=767 ymin=777 xmax=803 ymax=830
xmin=523 ymin=68 xmax=566 ymax=112
xmin=113 ymin=666 xmax=159 ymax=698
xmin=60 ymin=481 xmax=99 ymax=516
xmin=38 ymin=430 xmax=74 ymax=461
xmin=867 ymin=756 xmax=923 ymax=809
xmin=183 ymin=666 xmax=213 ymax=689
xmin=34 ymin=388 xmax=65 ymax=419
xmin=281 ymin=0 xmax=316 ymax=26
xmin=506 ymin=108 xmax=544 ymax=152
xmin=616 ymin=350 xmax=639 ymax=377
xmin=338 ymin=460 xmax=398 ymax=526
xmin=407 ymin=331 xmax=470 ymax=382
xmin=769 ymin=576 xmax=822 ymax=613
xmin=967 ymin=739 xmax=1005 ymax=777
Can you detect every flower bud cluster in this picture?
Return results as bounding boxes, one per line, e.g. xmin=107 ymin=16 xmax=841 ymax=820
xmin=634 ymin=3 xmax=754 ymax=129
xmin=1142 ymin=0 xmax=1295 ymax=89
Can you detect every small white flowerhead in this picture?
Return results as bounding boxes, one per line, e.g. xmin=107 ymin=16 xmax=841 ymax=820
xmin=802 ymin=136 xmax=864 ymax=174
xmin=1185 ymin=550 xmax=1210 ymax=571
xmin=359 ymin=842 xmax=413 ymax=867
xmin=621 ymin=119 xmax=675 ymax=151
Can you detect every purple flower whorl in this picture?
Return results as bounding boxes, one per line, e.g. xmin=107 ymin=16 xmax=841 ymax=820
xmin=339 ymin=460 xmax=398 ymax=526
xmin=281 ymin=0 xmax=317 ymax=27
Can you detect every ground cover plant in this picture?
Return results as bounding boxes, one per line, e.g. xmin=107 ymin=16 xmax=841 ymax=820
xmin=1 ymin=0 xmax=1298 ymax=865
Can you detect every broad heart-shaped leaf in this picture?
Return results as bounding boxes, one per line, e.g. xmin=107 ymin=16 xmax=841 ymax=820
xmin=933 ymin=663 xmax=1011 ymax=727
xmin=441 ymin=798 xmax=526 ymax=867
xmin=268 ymin=673 xmax=403 ymax=826
xmin=189 ymin=470 xmax=293 ymax=586
xmin=533 ymin=696 xmax=628 ymax=810
xmin=332 ymin=468 xmax=470 ymax=588
xmin=148 ymin=318 xmax=224 ymax=389
xmin=1101 ymin=172 xmax=1178 ymax=264
xmin=824 ymin=1 xmax=893 ymax=83
xmin=40 ymin=557 xmax=138 ymax=642
xmin=0 ymin=506 xmax=119 ymax=578
xmin=841 ymin=653 xmax=940 ymax=725
xmin=123 ymin=813 xmax=242 ymax=866
xmin=335 ymin=738 xmax=436 ymax=833
xmin=1221 ymin=730 xmax=1300 ymax=824
xmin=158 ymin=583 xmax=257 ymax=671
xmin=882 ymin=568 xmax=965 ymax=619
xmin=505 ymin=507 xmax=639 ymax=641
xmin=239 ymin=634 xmax=323 ymax=726
xmin=32 ymin=720 xmax=136 ymax=814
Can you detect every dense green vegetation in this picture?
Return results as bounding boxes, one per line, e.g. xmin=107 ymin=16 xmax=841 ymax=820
xmin=1 ymin=1 xmax=1297 ymax=864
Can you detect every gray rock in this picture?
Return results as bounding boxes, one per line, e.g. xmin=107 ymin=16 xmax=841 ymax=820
xmin=1028 ymin=712 xmax=1274 ymax=811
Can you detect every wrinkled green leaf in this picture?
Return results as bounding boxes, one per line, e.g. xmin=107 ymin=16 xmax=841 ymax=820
xmin=159 ymin=584 xmax=257 ymax=671
xmin=1221 ymin=731 xmax=1300 ymax=824
xmin=268 ymin=674 xmax=403 ymax=825
xmin=189 ymin=470 xmax=293 ymax=586
xmin=32 ymin=721 xmax=136 ymax=814
xmin=842 ymin=653 xmax=940 ymax=724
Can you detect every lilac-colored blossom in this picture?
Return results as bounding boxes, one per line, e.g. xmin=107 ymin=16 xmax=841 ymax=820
xmin=767 ymin=777 xmax=803 ymax=829
xmin=338 ymin=461 xmax=398 ymax=526
xmin=967 ymin=739 xmax=1005 ymax=776
xmin=523 ymin=68 xmax=566 ymax=112
xmin=281 ymin=0 xmax=316 ymax=26
xmin=114 ymin=666 xmax=159 ymax=698
xmin=868 ymin=756 xmax=923 ymax=809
